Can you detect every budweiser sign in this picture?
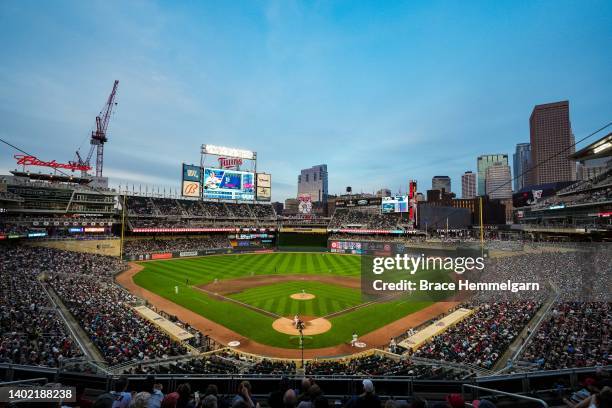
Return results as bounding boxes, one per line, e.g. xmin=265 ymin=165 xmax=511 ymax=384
xmin=218 ymin=157 xmax=243 ymax=169
xmin=14 ymin=155 xmax=91 ymax=172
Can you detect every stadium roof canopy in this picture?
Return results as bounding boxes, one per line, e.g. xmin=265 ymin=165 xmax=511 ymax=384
xmin=570 ymin=132 xmax=612 ymax=161
xmin=10 ymin=170 xmax=92 ymax=184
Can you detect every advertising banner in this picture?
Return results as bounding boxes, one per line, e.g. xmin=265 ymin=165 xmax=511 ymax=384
xmin=182 ymin=164 xmax=201 ymax=181
xmin=256 ymin=173 xmax=271 ymax=201
xmin=182 ymin=164 xmax=202 ymax=198
xmin=151 ymin=253 xmax=173 ymax=260
xmin=335 ymin=197 xmax=382 ymax=207
xmin=182 ymin=180 xmax=200 ymax=197
xmin=381 ymin=196 xmax=409 ymax=213
xmin=280 ymin=227 xmax=328 ymax=233
xmin=298 ymin=194 xmax=312 ymax=214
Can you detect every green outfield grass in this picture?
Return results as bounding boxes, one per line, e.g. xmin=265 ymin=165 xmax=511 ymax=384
xmin=132 ymin=252 xmax=452 ymax=349
xmin=229 ymin=281 xmax=362 ymax=317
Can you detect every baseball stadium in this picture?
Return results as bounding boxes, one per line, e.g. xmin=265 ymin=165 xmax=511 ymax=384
xmin=1 ymin=3 xmax=612 ymax=406
xmin=1 ymin=125 xmax=611 ymax=407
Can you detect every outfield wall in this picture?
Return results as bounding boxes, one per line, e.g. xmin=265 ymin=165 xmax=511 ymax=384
xmin=278 ymin=232 xmax=328 ymax=248
xmin=123 ymin=247 xmax=274 ymax=261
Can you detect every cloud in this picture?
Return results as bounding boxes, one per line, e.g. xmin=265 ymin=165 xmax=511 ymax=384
xmin=104 ymin=168 xmax=177 ymax=189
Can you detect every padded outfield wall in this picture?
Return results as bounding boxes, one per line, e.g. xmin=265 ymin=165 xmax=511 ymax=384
xmin=277 ymin=229 xmax=329 ymax=252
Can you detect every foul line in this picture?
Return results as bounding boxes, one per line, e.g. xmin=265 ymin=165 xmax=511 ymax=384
xmin=322 ymin=292 xmax=400 ymax=319
xmin=194 ymin=286 xmax=282 ymax=319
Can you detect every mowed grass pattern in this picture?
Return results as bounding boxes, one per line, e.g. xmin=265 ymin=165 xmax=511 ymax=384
xmin=229 ymin=281 xmax=361 ymax=317
xmin=137 ymin=252 xmax=359 ymax=286
xmin=133 ymin=253 xmax=441 ymax=349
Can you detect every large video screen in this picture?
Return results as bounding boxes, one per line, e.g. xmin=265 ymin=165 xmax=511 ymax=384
xmin=381 ymin=196 xmax=409 ymax=213
xmin=202 ymin=168 xmax=254 ymax=200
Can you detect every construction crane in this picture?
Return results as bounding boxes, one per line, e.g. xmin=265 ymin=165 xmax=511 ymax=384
xmin=75 ymin=80 xmax=119 ymax=178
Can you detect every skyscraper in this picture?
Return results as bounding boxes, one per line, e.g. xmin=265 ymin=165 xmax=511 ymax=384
xmin=485 ymin=163 xmax=512 ymax=199
xmin=513 ymin=143 xmax=532 ymax=191
xmin=477 ymin=154 xmax=509 ymax=196
xmin=529 ymin=100 xmax=575 ymax=184
xmin=297 ymin=164 xmax=328 ymax=202
xmin=461 ymin=171 xmax=476 ymax=199
xmin=431 ymin=176 xmax=451 ymax=193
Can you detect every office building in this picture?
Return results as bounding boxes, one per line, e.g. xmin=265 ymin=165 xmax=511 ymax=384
xmin=529 ymin=100 xmax=575 ymax=184
xmin=432 ymin=176 xmax=451 ymax=193
xmin=485 ymin=163 xmax=512 ymax=199
xmin=477 ymin=154 xmax=509 ymax=196
xmin=283 ymin=198 xmax=299 ymax=215
xmin=376 ymin=188 xmax=392 ymax=197
xmin=297 ymin=164 xmax=328 ymax=203
xmin=461 ymin=171 xmax=476 ymax=199
xmin=513 ymin=143 xmax=532 ymax=191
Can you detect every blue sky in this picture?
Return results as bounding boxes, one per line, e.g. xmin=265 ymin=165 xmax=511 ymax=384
xmin=1 ymin=0 xmax=610 ymax=201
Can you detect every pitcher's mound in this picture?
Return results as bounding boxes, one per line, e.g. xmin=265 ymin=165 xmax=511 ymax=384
xmin=290 ymin=293 xmax=315 ymax=300
xmin=272 ymin=316 xmax=332 ymax=335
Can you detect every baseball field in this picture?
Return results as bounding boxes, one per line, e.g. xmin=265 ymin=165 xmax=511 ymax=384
xmin=130 ymin=252 xmax=455 ymax=350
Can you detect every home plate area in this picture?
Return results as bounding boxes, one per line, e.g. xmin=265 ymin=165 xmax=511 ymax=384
xmin=272 ymin=316 xmax=332 ymax=335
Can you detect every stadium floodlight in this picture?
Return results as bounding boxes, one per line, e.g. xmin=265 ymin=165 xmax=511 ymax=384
xmin=201 ymin=144 xmax=256 ymax=160
xmin=593 ymin=141 xmax=611 ymax=154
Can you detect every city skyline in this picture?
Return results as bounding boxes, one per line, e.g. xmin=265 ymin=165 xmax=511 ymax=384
xmin=1 ymin=2 xmax=611 ymax=201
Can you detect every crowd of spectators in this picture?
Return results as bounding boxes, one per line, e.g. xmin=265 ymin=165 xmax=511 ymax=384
xmin=329 ymin=209 xmax=404 ymax=230
xmin=0 ymin=245 xmax=192 ymax=366
xmin=83 ymin=376 xmax=509 ymax=408
xmin=128 ymin=218 xmax=272 ymax=229
xmin=246 ymin=358 xmax=297 ymax=375
xmin=122 ymin=349 xmax=477 ymax=380
xmin=126 ymin=196 xmax=159 ymax=216
xmin=126 ymin=195 xmax=277 ymax=220
xmin=305 ymin=354 xmax=468 ymax=379
xmin=557 ymin=168 xmax=612 ymax=196
xmin=151 ymin=197 xmax=183 ymax=216
xmin=525 ymin=168 xmax=612 ymax=211
xmin=47 ymin=273 xmax=189 ymax=366
xmin=0 ymin=247 xmax=82 ymax=367
xmin=413 ymin=301 xmax=541 ymax=369
xmin=328 ymin=234 xmax=426 ymax=243
xmin=125 ymin=353 xmax=241 ymax=375
xmin=0 ymin=222 xmax=31 ymax=235
xmin=126 ymin=350 xmax=296 ymax=376
xmin=520 ymin=302 xmax=611 ymax=370
xmin=124 ymin=236 xmax=231 ymax=255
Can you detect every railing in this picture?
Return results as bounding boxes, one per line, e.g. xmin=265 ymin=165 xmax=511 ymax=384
xmin=511 ymin=288 xmax=561 ymax=365
xmin=461 ymin=383 xmax=548 ymax=407
xmin=410 ymin=356 xmax=492 ymax=377
xmin=0 ymin=378 xmax=48 ymax=386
